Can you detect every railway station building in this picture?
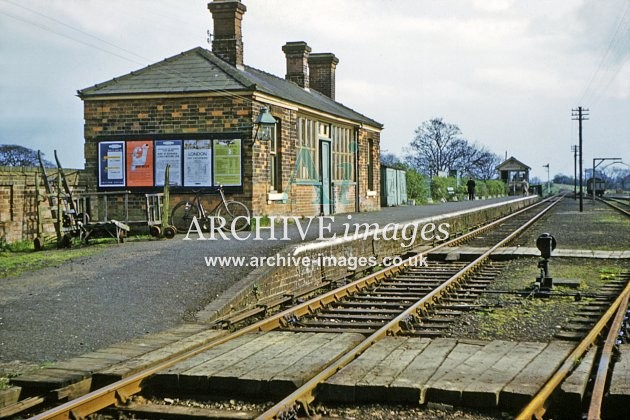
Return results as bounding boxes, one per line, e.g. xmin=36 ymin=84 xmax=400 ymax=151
xmin=78 ymin=0 xmax=382 ymax=217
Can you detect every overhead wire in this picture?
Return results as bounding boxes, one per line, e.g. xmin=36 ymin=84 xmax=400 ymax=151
xmin=0 ymin=0 xmax=262 ymax=106
xmin=577 ymin=1 xmax=630 ymax=106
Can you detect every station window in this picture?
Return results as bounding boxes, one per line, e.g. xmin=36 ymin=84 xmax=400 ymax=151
xmin=297 ymin=117 xmax=318 ymax=181
xmin=367 ymin=138 xmax=375 ymax=191
xmin=332 ymin=125 xmax=355 ymax=182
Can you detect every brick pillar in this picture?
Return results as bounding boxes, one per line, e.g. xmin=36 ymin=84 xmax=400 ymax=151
xmin=308 ymin=53 xmax=339 ymax=100
xmin=208 ymin=0 xmax=247 ymax=67
xmin=282 ymin=41 xmax=311 ymax=89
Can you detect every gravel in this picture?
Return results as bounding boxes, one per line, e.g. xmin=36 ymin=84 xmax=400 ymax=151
xmin=448 ymin=197 xmax=630 ymax=342
xmin=514 ymin=197 xmax=630 ymax=250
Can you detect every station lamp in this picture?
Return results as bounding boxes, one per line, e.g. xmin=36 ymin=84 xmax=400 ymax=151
xmin=253 ymin=107 xmax=277 ymax=142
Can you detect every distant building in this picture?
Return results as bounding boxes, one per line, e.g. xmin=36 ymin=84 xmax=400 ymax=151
xmin=78 ymin=0 xmax=382 ymax=216
xmin=496 ymin=156 xmax=530 ymax=195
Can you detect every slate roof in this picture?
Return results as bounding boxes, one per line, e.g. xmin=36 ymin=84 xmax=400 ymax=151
xmin=79 ymin=47 xmax=382 ymax=128
xmin=496 ymin=156 xmax=531 ymax=171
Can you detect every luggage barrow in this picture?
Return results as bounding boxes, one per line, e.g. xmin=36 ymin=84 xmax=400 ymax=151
xmin=145 ymin=193 xmax=176 ymax=239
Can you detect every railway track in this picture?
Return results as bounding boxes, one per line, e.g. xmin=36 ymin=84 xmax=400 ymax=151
xmin=12 ymin=194 xmax=629 ymax=419
xmin=598 ymin=196 xmax=630 ymax=217
xmin=517 ymin=276 xmax=630 ymax=420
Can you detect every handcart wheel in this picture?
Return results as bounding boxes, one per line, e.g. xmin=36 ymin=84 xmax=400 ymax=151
xmin=163 ymin=226 xmax=176 ymax=239
xmin=149 ymin=225 xmax=161 ymax=237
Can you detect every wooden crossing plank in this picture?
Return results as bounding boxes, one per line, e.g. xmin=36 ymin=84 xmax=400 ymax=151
xmin=8 ymin=327 xmax=208 ymax=395
xmin=151 ymin=332 xmax=265 ymax=392
xmin=207 ymin=332 xmax=316 ymax=394
xmin=235 ymin=333 xmax=336 ymax=395
xmin=320 ymin=337 xmax=410 ymax=403
xmin=356 ymin=338 xmax=432 ymax=402
xmin=269 ymin=332 xmax=365 ymax=396
xmin=117 ymin=402 xmax=257 ymax=419
xmin=499 ymin=341 xmax=575 ymax=410
xmin=64 ymin=350 xmax=131 ymax=363
xmin=461 ymin=341 xmax=547 ymax=408
xmin=52 ymin=356 xmax=119 ymax=374
xmin=9 ymin=368 xmax=90 ymax=393
xmin=179 ymin=332 xmax=294 ymax=393
xmin=605 ymin=344 xmax=630 ymax=417
xmin=389 ymin=338 xmax=459 ymax=404
xmin=558 ymin=346 xmax=596 ymax=418
xmin=94 ymin=329 xmax=226 ymax=383
xmin=426 ymin=340 xmax=518 ymax=405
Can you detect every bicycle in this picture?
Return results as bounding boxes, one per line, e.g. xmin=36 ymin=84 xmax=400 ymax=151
xmin=170 ymin=186 xmax=250 ymax=233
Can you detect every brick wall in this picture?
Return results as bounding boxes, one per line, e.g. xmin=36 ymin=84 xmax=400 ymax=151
xmin=83 ymin=95 xmax=255 ymax=211
xmin=358 ymin=128 xmax=381 ymax=211
xmin=83 ymin=94 xmax=381 ymax=219
xmin=0 ymin=166 xmax=82 ymax=244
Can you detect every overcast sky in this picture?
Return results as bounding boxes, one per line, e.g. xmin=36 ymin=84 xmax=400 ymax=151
xmin=1 ymin=0 xmax=629 ymax=180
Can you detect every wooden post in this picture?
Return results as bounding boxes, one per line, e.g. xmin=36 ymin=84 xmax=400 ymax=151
xmin=56 ymin=171 xmax=63 ymax=246
xmin=161 ymin=164 xmax=170 ymax=232
xmin=34 ymin=173 xmax=44 ymax=250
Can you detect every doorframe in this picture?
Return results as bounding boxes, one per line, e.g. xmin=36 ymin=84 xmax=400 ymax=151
xmin=319 ymin=139 xmax=332 ymax=215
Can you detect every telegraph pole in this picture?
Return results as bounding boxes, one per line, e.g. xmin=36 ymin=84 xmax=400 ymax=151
xmin=572 ymin=106 xmax=589 ymax=212
xmin=571 ymin=145 xmax=578 ymax=199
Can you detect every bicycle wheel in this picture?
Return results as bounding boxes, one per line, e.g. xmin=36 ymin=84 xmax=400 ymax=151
xmin=170 ymin=201 xmax=198 ymax=233
xmin=217 ymin=201 xmax=250 ymax=232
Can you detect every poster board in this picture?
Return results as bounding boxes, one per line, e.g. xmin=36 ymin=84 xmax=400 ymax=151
xmin=155 ymin=140 xmax=182 ymax=186
xmin=98 ymin=141 xmax=125 ymax=187
xmin=213 ymin=139 xmax=242 ymax=186
xmin=183 ymin=140 xmax=212 ymax=187
xmin=126 ymin=140 xmax=153 ymax=187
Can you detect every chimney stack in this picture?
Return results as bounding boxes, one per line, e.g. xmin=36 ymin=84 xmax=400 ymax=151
xmin=282 ymin=41 xmax=311 ymax=89
xmin=208 ymin=0 xmax=247 ymax=68
xmin=308 ymin=53 xmax=339 ymax=100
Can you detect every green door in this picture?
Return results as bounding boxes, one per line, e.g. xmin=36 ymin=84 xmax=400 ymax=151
xmin=320 ymin=140 xmax=332 ymax=215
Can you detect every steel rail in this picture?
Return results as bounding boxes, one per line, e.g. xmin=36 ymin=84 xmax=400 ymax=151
xmin=586 ymin=287 xmax=629 ymax=420
xmin=516 ymin=278 xmax=630 ymax=420
xmin=257 ymin=195 xmax=563 ymax=419
xmin=597 ymin=197 xmax=630 ymax=217
xmin=30 ymin=196 xmax=547 ymax=420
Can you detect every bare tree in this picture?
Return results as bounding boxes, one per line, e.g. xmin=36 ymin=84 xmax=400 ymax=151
xmin=404 ymin=118 xmax=500 ymax=179
xmin=457 ymin=144 xmax=501 ymax=180
xmin=404 ymin=118 xmax=464 ymax=176
xmin=380 ymin=151 xmax=406 ymax=169
xmin=0 ymin=144 xmax=53 ymax=167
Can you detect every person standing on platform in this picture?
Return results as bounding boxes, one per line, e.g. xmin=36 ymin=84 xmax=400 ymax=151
xmin=467 ymin=177 xmax=476 ymax=200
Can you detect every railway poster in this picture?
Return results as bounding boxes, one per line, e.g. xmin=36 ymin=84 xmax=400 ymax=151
xmin=183 ymin=140 xmax=212 ymax=187
xmin=125 ymin=140 xmax=153 ymax=187
xmin=213 ymin=139 xmax=241 ymax=186
xmin=155 ymin=140 xmax=182 ymax=186
xmin=98 ymin=141 xmax=125 ymax=187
